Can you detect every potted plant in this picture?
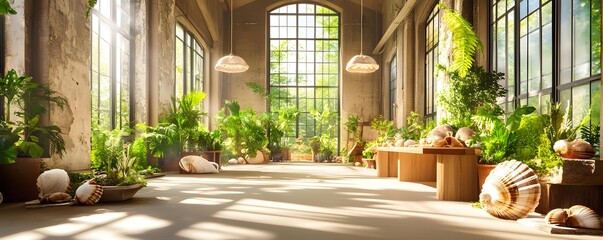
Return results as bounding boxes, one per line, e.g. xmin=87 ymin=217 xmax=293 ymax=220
xmin=310 ymin=108 xmax=338 ymax=162
xmin=0 ymin=69 xmax=68 ymax=202
xmin=217 ymin=100 xmax=268 ymax=163
xmin=196 ymin=129 xmax=224 ymax=168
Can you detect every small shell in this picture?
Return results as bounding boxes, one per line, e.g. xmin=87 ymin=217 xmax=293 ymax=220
xmin=238 ymin=157 xmax=245 ymax=164
xmin=445 ymin=136 xmax=466 ymax=147
xmin=568 ymin=140 xmax=595 ymax=159
xmin=566 ymin=205 xmax=603 ymax=229
xmin=37 ymin=169 xmax=70 ymax=198
xmin=433 ymin=139 xmax=448 ymax=147
xmin=553 ymin=139 xmax=570 ymax=156
xmin=455 ymin=127 xmax=475 ymax=142
xmin=179 ymin=156 xmax=219 ymax=174
xmin=427 ymin=125 xmax=454 ymax=142
xmin=75 ymin=181 xmax=103 ymax=205
xmin=228 ymin=158 xmax=238 ymax=165
xmin=545 ymin=208 xmax=568 ymax=225
xmin=394 ymin=139 xmax=404 ymax=147
xmin=479 ymin=160 xmax=541 ymax=220
xmin=404 ymin=140 xmax=417 ymax=147
xmin=40 ymin=192 xmax=72 ymax=204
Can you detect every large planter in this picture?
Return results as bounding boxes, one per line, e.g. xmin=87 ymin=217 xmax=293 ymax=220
xmin=0 ymin=158 xmax=41 ymax=202
xmin=477 ymin=163 xmax=497 ymax=191
xmin=99 ymin=184 xmax=145 ymax=202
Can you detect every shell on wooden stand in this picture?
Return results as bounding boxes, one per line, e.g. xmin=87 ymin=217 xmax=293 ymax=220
xmin=566 ymin=205 xmax=603 ymax=229
xmin=455 ymin=127 xmax=475 ymax=142
xmin=37 ymin=169 xmax=70 ymax=198
xmin=553 ymin=139 xmax=595 ymax=159
xmin=479 ymin=160 xmax=541 ymax=220
xmin=545 ymin=208 xmax=569 ymax=225
xmin=427 ymin=125 xmax=454 ymax=142
xmin=75 ymin=181 xmax=103 ymax=205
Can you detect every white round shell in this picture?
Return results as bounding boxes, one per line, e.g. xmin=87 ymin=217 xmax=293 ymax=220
xmin=37 ymin=169 xmax=70 ymax=198
xmin=75 ymin=181 xmax=103 ymax=205
xmin=228 ymin=158 xmax=238 ymax=165
xmin=179 ymin=156 xmax=219 ymax=174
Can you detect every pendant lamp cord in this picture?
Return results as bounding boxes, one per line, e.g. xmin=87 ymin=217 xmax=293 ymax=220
xmin=230 ymin=0 xmax=234 ymax=55
xmin=360 ymin=0 xmax=363 ymax=55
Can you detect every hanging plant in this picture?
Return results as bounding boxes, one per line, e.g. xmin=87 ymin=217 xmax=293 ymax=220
xmin=437 ymin=3 xmax=482 ymax=77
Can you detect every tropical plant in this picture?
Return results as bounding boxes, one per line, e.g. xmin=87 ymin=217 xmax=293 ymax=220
xmin=513 ymin=114 xmax=548 ymax=162
xmin=217 ymin=100 xmax=268 ymax=160
xmin=0 ymin=123 xmax=18 ymax=164
xmin=437 ymin=3 xmax=482 ymax=77
xmin=344 ymin=114 xmax=361 ymax=149
xmin=472 ymin=105 xmax=536 ymax=164
xmin=398 ymin=111 xmax=426 ymax=140
xmin=437 ymin=66 xmax=507 ymax=128
xmin=580 ymin=124 xmax=600 ymax=154
xmin=524 ymin=133 xmax=563 ymax=176
xmin=310 ymin=108 xmax=338 ymax=160
xmin=0 ymin=0 xmax=16 ymax=15
xmin=547 ymin=102 xmax=589 ymax=144
xmin=90 ymin=128 xmax=147 ymax=186
xmin=370 ymin=115 xmax=394 ymax=143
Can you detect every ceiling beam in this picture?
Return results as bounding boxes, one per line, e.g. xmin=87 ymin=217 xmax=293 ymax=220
xmin=372 ymin=0 xmax=419 ymax=54
xmin=196 ymin=0 xmax=220 ymax=43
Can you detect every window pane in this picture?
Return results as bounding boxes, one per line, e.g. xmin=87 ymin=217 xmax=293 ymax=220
xmin=573 ymin=0 xmax=591 ymax=80
xmin=592 ymin=0 xmax=602 ymax=75
xmin=572 ymin=84 xmax=590 ymax=127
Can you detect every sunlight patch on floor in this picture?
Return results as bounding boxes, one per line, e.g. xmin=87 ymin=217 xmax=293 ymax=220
xmin=180 ymin=197 xmax=234 ymax=205
xmin=177 ymin=222 xmax=275 ymax=240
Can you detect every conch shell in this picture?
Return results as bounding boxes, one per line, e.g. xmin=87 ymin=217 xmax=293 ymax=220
xmin=545 ymin=208 xmax=568 ymax=225
xmin=553 ymin=139 xmax=595 ymax=159
xmin=75 ymin=181 xmax=103 ymax=205
xmin=566 ymin=205 xmax=603 ymax=229
xmin=37 ymin=169 xmax=70 ymax=198
xmin=40 ymin=192 xmax=72 ymax=204
xmin=479 ymin=160 xmax=541 ymax=220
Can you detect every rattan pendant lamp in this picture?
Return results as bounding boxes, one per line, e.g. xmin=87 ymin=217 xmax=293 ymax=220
xmin=345 ymin=0 xmax=379 ymax=73
xmin=214 ymin=0 xmax=249 ymax=73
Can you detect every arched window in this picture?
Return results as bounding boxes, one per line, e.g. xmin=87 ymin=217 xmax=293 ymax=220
xmin=425 ymin=6 xmax=441 ymax=122
xmin=90 ymin=0 xmax=134 ymax=130
xmin=268 ymin=3 xmax=340 ymax=145
xmin=175 ymin=23 xmax=205 ymax=99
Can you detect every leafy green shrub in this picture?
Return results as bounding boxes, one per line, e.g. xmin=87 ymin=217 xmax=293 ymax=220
xmin=514 ymin=114 xmax=548 ymax=162
xmin=217 ymin=100 xmax=268 ymax=159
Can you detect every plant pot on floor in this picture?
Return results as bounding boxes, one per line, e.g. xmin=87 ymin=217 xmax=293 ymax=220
xmin=99 ymin=184 xmax=145 ymax=202
xmin=0 ymin=158 xmax=41 ymax=202
xmin=477 ymin=163 xmax=497 ymax=191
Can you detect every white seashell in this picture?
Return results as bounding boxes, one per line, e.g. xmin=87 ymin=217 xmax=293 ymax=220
xmin=228 ymin=158 xmax=238 ymax=165
xmin=455 ymin=127 xmax=475 ymax=142
xmin=179 ymin=156 xmax=219 ymax=174
xmin=545 ymin=208 xmax=568 ymax=225
xmin=37 ymin=169 xmax=70 ymax=198
xmin=238 ymin=157 xmax=246 ymax=164
xmin=566 ymin=205 xmax=603 ymax=229
xmin=75 ymin=181 xmax=103 ymax=205
xmin=404 ymin=140 xmax=417 ymax=147
xmin=553 ymin=139 xmax=571 ymax=156
xmin=479 ymin=160 xmax=541 ymax=220
xmin=427 ymin=125 xmax=454 ymax=142
xmin=247 ymin=150 xmax=266 ymax=164
xmin=40 ymin=192 xmax=72 ymax=204
xmin=394 ymin=139 xmax=404 ymax=147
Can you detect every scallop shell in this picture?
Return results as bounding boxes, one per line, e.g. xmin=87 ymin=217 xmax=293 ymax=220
xmin=228 ymin=158 xmax=238 ymax=165
xmin=40 ymin=192 xmax=72 ymax=204
xmin=455 ymin=127 xmax=475 ymax=142
xmin=566 ymin=205 xmax=603 ymax=229
xmin=37 ymin=169 xmax=70 ymax=198
xmin=404 ymin=140 xmax=417 ymax=147
xmin=75 ymin=181 xmax=103 ymax=205
xmin=479 ymin=160 xmax=541 ymax=220
xmin=179 ymin=155 xmax=219 ymax=174
xmin=427 ymin=125 xmax=454 ymax=142
xmin=545 ymin=208 xmax=568 ymax=225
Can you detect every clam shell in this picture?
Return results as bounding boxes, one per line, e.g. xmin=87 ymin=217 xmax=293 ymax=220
xmin=404 ymin=140 xmax=417 ymax=147
xmin=566 ymin=205 xmax=603 ymax=229
xmin=479 ymin=160 xmax=541 ymax=220
xmin=228 ymin=158 xmax=238 ymax=165
xmin=427 ymin=125 xmax=454 ymax=142
xmin=179 ymin=156 xmax=219 ymax=174
xmin=545 ymin=208 xmax=568 ymax=225
xmin=568 ymin=140 xmax=595 ymax=159
xmin=394 ymin=139 xmax=404 ymax=147
xmin=37 ymin=169 xmax=70 ymax=198
xmin=40 ymin=192 xmax=72 ymax=204
xmin=455 ymin=127 xmax=475 ymax=142
xmin=75 ymin=181 xmax=103 ymax=205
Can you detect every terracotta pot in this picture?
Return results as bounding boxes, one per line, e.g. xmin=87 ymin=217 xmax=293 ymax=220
xmin=477 ymin=164 xmax=497 ymax=191
xmin=0 ymin=158 xmax=42 ymax=202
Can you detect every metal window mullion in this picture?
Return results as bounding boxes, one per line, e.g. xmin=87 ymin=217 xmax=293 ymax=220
xmin=110 ymin=0 xmax=117 ymax=129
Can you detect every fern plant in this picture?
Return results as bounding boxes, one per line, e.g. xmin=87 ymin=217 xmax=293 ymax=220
xmin=437 ymin=3 xmax=483 ymax=77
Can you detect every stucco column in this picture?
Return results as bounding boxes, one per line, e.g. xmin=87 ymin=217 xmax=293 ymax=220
xmin=402 ymin=17 xmax=415 ymax=126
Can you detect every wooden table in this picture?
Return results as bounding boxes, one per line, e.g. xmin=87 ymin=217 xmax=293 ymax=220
xmin=376 ymin=146 xmax=479 ymax=201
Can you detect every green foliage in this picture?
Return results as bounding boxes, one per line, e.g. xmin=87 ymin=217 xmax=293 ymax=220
xmin=472 ymin=105 xmax=536 ymax=164
xmin=580 ymin=124 xmax=600 ymax=154
xmin=370 ymin=115 xmax=394 ymax=142
xmin=68 ymin=172 xmax=94 ymax=196
xmin=547 ymin=102 xmax=589 ymax=144
xmin=0 ymin=123 xmax=18 ymax=164
xmin=362 ymin=141 xmax=377 ymax=159
xmin=523 ymin=133 xmax=563 ymax=176
xmin=437 ymin=4 xmax=483 ymax=77
xmin=397 ymin=112 xmax=427 ymax=140
xmin=91 ymin=128 xmax=127 ymax=171
xmin=130 ymin=136 xmax=149 ymax=169
xmin=246 ymin=82 xmax=269 ymax=98
xmin=344 ymin=114 xmax=360 ymax=140
xmin=437 ymin=66 xmax=507 ymax=128
xmin=310 ymin=108 xmax=338 ymax=159
xmin=85 ymin=0 xmax=97 ymax=19
xmin=196 ymin=129 xmax=223 ymax=151
xmin=90 ymin=128 xmax=147 ymax=186
xmin=0 ymin=0 xmax=16 ymax=15
xmin=217 ymin=100 xmax=268 ymax=159
xmin=513 ymin=114 xmax=548 ymax=162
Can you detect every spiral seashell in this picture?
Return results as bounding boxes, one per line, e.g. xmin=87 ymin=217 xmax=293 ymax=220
xmin=427 ymin=125 xmax=454 ymax=142
xmin=75 ymin=181 xmax=103 ymax=205
xmin=545 ymin=208 xmax=568 ymax=225
xmin=404 ymin=140 xmax=417 ymax=147
xmin=455 ymin=127 xmax=475 ymax=142
xmin=179 ymin=156 xmax=219 ymax=174
xmin=40 ymin=192 xmax=72 ymax=204
xmin=566 ymin=205 xmax=603 ymax=229
xmin=37 ymin=169 xmax=70 ymax=198
xmin=228 ymin=158 xmax=238 ymax=165
xmin=479 ymin=160 xmax=541 ymax=220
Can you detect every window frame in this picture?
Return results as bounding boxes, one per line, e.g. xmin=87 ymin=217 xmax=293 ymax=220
xmin=424 ymin=5 xmax=441 ymax=122
xmin=390 ymin=54 xmax=397 ymax=121
xmin=175 ymin=23 xmax=205 ymax=99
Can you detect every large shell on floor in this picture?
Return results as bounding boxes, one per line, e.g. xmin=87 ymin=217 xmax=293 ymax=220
xmin=40 ymin=192 xmax=72 ymax=204
xmin=75 ymin=181 xmax=103 ymax=205
xmin=479 ymin=160 xmax=541 ymax=220
xmin=427 ymin=125 xmax=454 ymax=142
xmin=554 ymin=139 xmax=595 ymax=159
xmin=455 ymin=127 xmax=475 ymax=142
xmin=37 ymin=169 xmax=70 ymax=198
xmin=179 ymin=155 xmax=219 ymax=174
xmin=545 ymin=208 xmax=568 ymax=225
xmin=566 ymin=205 xmax=603 ymax=229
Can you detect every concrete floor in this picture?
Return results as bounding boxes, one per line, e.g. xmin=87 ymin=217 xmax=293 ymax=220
xmin=0 ymin=162 xmax=599 ymax=240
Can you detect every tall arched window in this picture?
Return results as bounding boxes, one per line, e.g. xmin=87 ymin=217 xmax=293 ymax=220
xmin=175 ymin=23 xmax=205 ymax=99
xmin=268 ymin=3 xmax=340 ymax=144
xmin=90 ymin=0 xmax=134 ymax=130
xmin=425 ymin=6 xmax=441 ymax=122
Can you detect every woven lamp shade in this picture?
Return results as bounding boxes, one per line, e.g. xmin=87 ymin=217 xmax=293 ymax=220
xmin=214 ymin=54 xmax=249 ymax=73
xmin=345 ymin=54 xmax=379 ymax=73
